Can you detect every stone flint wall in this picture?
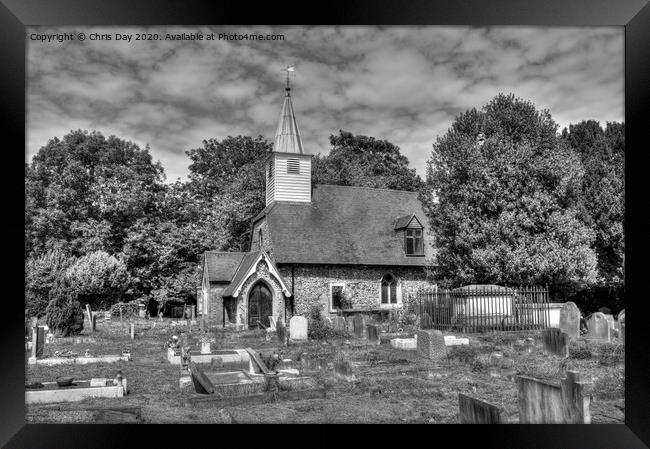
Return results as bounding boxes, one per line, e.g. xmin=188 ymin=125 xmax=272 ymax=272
xmin=278 ymin=264 xmax=430 ymax=317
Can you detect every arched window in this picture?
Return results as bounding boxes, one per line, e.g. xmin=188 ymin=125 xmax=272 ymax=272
xmin=258 ymin=228 xmax=263 ymax=250
xmin=381 ymin=274 xmax=399 ymax=304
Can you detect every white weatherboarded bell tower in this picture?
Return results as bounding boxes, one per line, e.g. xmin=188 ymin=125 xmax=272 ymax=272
xmin=265 ymin=66 xmax=312 ymax=206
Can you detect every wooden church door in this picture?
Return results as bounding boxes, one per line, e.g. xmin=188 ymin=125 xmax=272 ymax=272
xmin=248 ymin=282 xmax=272 ymax=329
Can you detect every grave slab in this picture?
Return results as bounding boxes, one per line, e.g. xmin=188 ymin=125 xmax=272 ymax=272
xmin=26 ymin=379 xmax=127 ymax=404
xmin=390 ymin=338 xmax=417 ymax=350
xmin=28 ymin=354 xmax=131 ymax=365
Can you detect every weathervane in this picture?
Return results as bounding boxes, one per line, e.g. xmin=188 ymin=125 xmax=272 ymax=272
xmin=283 ymin=65 xmax=295 ymax=92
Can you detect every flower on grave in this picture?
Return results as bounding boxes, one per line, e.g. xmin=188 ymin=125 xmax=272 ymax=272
xmin=198 ymin=334 xmax=216 ymax=344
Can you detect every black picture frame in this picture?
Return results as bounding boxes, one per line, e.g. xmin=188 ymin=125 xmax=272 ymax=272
xmin=2 ymin=0 xmax=649 ymax=447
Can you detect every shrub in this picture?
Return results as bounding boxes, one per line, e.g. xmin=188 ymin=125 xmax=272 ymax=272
xmin=110 ymin=300 xmax=140 ymax=318
xmin=25 ymin=249 xmax=76 ymax=318
xmin=569 ymin=340 xmax=593 ymax=359
xmin=306 ymin=302 xmax=351 ymax=340
xmin=447 ymin=345 xmax=482 ymax=364
xmin=45 ymin=277 xmax=84 ymax=336
xmin=596 ymin=343 xmax=624 ymax=366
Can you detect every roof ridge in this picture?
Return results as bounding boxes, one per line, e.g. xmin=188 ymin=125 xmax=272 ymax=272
xmin=314 ymin=183 xmax=419 ymax=194
xmin=204 ymin=251 xmax=250 ymax=255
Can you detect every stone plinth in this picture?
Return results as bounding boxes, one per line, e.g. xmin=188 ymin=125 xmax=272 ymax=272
xmin=416 ymin=330 xmax=446 ymax=361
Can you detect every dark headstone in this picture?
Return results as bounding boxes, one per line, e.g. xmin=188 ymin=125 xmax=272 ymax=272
xmin=541 ymin=328 xmax=569 ymax=358
xmin=334 ymin=354 xmax=353 ymax=379
xmin=188 ymin=362 xmax=215 ymax=394
xmin=366 ymin=324 xmax=380 ymax=345
xmin=559 ymin=302 xmax=580 ymax=339
xmin=416 ymin=329 xmax=446 ymax=361
xmin=31 ymin=326 xmax=45 ymax=358
xmin=276 ymin=319 xmax=287 ymax=345
xmin=332 ymin=316 xmax=346 ymax=332
xmin=353 ymin=315 xmax=366 ymax=339
xmin=458 ymin=393 xmax=503 ymax=424
xmin=91 ymin=314 xmax=97 ymax=331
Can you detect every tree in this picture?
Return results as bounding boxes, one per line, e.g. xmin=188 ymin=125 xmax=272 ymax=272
xmin=25 ymin=130 xmax=165 ymax=257
xmin=64 ymin=250 xmax=131 ymax=310
xmin=25 ymin=248 xmax=76 ymax=318
xmin=425 ymin=93 xmax=598 ymax=297
xmin=185 ymin=135 xmax=271 ymax=251
xmin=561 ymin=121 xmax=624 ymax=286
xmin=45 ymin=276 xmax=84 ymax=336
xmin=312 ymin=130 xmax=424 ymax=191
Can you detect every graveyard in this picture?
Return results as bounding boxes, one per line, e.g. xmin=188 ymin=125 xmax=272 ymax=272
xmin=24 ymin=305 xmax=625 ymax=424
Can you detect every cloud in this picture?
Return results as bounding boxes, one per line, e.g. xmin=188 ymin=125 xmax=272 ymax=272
xmin=27 ymin=26 xmax=623 ymax=181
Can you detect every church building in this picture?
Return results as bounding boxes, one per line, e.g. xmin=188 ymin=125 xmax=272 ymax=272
xmin=198 ymin=75 xmax=434 ymax=329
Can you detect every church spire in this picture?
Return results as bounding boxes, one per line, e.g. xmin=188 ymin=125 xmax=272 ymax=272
xmin=272 ymin=66 xmax=304 ymax=154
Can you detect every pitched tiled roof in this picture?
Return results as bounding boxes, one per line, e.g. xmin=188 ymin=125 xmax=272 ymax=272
xmin=259 ymin=184 xmax=434 ymax=266
xmin=222 ymin=251 xmax=261 ymax=297
xmin=222 ymin=251 xmax=290 ymax=297
xmin=202 ymin=251 xmax=248 ymax=282
xmin=394 ymin=214 xmax=423 ymax=230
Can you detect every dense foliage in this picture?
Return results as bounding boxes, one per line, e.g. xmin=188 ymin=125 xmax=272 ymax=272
xmin=425 ymin=94 xmax=599 ymax=298
xmin=312 ymin=130 xmax=424 ymax=192
xmin=25 ymin=97 xmax=624 ymax=316
xmin=45 ymin=277 xmax=84 ymax=336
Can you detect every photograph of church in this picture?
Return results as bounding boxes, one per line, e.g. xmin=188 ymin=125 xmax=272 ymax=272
xmin=199 ymin=76 xmax=433 ymax=328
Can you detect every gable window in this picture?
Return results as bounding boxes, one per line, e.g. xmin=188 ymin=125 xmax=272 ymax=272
xmin=330 ymin=283 xmax=346 ymax=312
xmin=381 ymin=274 xmax=399 ymax=304
xmin=287 ymin=158 xmax=300 ymax=174
xmin=405 ymin=229 xmax=424 ymax=256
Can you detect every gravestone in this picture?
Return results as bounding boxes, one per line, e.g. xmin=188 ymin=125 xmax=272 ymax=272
xmin=91 ymin=314 xmax=97 ymax=331
xmin=334 ymin=354 xmax=353 ymax=380
xmin=130 ymin=323 xmax=135 ymax=340
xmin=25 ymin=311 xmax=30 ymax=338
xmin=332 ymin=316 xmax=346 ymax=332
xmin=416 ymin=330 xmax=446 ymax=361
xmin=276 ymin=319 xmax=287 ymax=345
xmin=85 ymin=304 xmax=93 ymax=326
xmin=458 ymin=393 xmax=503 ymax=424
xmin=31 ymin=326 xmax=45 ymax=358
xmin=366 ymin=324 xmax=380 ymax=345
xmin=618 ymin=310 xmax=625 ymax=344
xmin=603 ymin=314 xmax=616 ymax=333
xmin=541 ymin=328 xmax=569 ymax=358
xmin=586 ymin=312 xmax=611 ymax=342
xmin=289 ymin=316 xmax=308 ymax=341
xmin=559 ymin=302 xmax=580 ymax=339
xmin=518 ymin=370 xmax=591 ymax=423
xmin=352 ymin=315 xmax=366 ymax=339
xmin=345 ymin=316 xmax=355 ymax=334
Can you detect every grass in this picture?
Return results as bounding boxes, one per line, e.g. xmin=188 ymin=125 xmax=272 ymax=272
xmin=25 ymin=318 xmax=625 ymax=424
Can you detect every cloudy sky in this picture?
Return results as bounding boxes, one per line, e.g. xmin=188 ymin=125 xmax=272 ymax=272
xmin=27 ymin=26 xmax=623 ymax=182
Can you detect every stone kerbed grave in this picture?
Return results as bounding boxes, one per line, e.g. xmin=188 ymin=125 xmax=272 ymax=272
xmin=390 ymin=338 xmax=417 ymax=350
xmin=167 ymin=347 xmax=250 ymax=369
xmin=28 ymin=354 xmax=131 ymax=366
xmin=189 ymin=386 xmax=327 ymax=407
xmin=517 ymin=370 xmax=591 ymax=423
xmin=25 ymin=378 xmax=128 ymax=405
xmin=181 ymin=359 xmax=317 ymax=401
xmin=458 ymin=393 xmax=504 ymax=424
xmin=391 ymin=334 xmax=468 ymax=351
xmin=541 ymin=328 xmax=569 ymax=358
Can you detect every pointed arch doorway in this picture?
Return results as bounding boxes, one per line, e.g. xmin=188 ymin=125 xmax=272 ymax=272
xmin=248 ymin=281 xmax=273 ymax=329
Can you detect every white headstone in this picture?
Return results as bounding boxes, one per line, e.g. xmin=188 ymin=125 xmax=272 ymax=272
xmin=289 ymin=316 xmax=308 ymax=341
